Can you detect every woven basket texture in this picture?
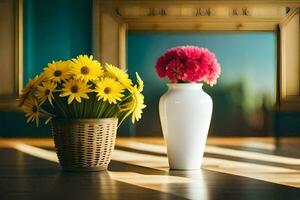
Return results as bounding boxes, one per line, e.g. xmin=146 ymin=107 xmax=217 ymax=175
xmin=52 ymin=118 xmax=118 ymax=171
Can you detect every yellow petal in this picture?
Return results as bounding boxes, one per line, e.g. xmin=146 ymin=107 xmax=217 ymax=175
xmin=68 ymin=96 xmax=75 ymax=104
xmin=76 ymin=96 xmax=82 ymax=103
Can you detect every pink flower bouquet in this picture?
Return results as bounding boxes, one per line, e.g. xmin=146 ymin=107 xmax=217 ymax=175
xmin=155 ymin=46 xmax=221 ymax=85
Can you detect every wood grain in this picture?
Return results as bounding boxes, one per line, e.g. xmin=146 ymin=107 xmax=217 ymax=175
xmin=1 ymin=137 xmax=300 ymax=199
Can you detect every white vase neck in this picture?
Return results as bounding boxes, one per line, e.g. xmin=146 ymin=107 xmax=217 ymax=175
xmin=167 ymin=83 xmax=203 ymax=90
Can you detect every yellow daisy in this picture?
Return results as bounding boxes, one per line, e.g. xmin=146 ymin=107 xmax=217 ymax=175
xmin=95 ymin=77 xmax=125 ymax=104
xmin=70 ymin=55 xmax=104 ymax=82
xmin=120 ymin=86 xmax=146 ymax=123
xmin=37 ymin=81 xmax=57 ymax=105
xmin=44 ymin=61 xmax=70 ymax=83
xmin=60 ymin=79 xmax=92 ymax=104
xmin=22 ymin=96 xmax=41 ymax=126
xmin=18 ymin=74 xmax=43 ymax=107
xmin=105 ymin=63 xmax=133 ymax=88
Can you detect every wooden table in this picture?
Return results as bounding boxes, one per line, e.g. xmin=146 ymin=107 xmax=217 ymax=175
xmin=1 ymin=137 xmax=300 ymax=200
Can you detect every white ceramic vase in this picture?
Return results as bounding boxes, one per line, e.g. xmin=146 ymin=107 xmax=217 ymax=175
xmin=159 ymin=83 xmax=213 ymax=170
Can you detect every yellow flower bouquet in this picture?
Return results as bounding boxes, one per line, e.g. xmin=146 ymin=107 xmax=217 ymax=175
xmin=19 ymin=55 xmax=146 ymax=127
xmin=18 ymin=55 xmax=146 ymax=171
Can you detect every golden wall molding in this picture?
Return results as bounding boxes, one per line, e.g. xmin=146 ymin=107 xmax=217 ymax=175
xmin=115 ymin=6 xmax=287 ymax=18
xmin=279 ymin=7 xmax=300 ymax=110
xmin=0 ymin=0 xmax=23 ymax=111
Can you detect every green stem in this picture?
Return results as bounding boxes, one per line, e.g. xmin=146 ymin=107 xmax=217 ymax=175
xmin=77 ymin=102 xmax=80 ymax=118
xmin=76 ymin=99 xmax=83 ymax=118
xmin=117 ymin=111 xmax=131 ymax=128
xmin=97 ymin=101 xmax=109 ymax=118
xmin=102 ymin=104 xmax=115 ymax=118
xmin=53 ymin=99 xmax=68 ymax=118
xmin=94 ymin=100 xmax=102 ymax=118
xmin=119 ymin=94 xmax=132 ymax=104
xmin=82 ymin=99 xmax=86 ymax=118
xmin=91 ymin=93 xmax=97 ymax=118
xmin=60 ymin=97 xmax=72 ymax=117
xmin=73 ymin=102 xmax=78 ymax=118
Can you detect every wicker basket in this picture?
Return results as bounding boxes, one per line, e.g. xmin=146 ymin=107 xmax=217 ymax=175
xmin=51 ymin=118 xmax=118 ymax=172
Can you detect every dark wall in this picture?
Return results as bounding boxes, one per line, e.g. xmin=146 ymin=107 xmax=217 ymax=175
xmin=24 ymin=0 xmax=92 ymax=82
xmin=0 ymin=0 xmax=92 ymax=136
xmin=274 ymin=111 xmax=300 ymax=137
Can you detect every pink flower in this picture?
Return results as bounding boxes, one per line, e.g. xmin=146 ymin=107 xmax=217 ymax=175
xmin=182 ymin=46 xmax=202 ymax=60
xmin=182 ymin=59 xmax=202 ymax=82
xmin=205 ymin=63 xmax=221 ymax=86
xmin=155 ymin=56 xmax=168 ymax=78
xmin=166 ymin=59 xmax=185 ymax=82
xmin=155 ymin=45 xmax=221 ymax=85
xmin=155 ymin=48 xmax=179 ymax=78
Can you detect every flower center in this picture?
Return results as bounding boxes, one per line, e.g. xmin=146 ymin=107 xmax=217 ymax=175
xmin=81 ymin=66 xmax=89 ymax=75
xmin=45 ymin=89 xmax=50 ymax=95
xmin=32 ymin=106 xmax=38 ymax=113
xmin=71 ymin=85 xmax=78 ymax=93
xmin=104 ymin=87 xmax=111 ymax=94
xmin=54 ymin=70 xmax=62 ymax=77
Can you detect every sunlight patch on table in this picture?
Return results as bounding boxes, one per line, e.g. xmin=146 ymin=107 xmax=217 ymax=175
xmin=117 ymin=141 xmax=300 ymax=165
xmin=12 ymin=142 xmax=300 ymax=188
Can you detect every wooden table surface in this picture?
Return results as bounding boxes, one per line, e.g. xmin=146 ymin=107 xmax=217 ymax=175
xmin=1 ymin=137 xmax=300 ymax=200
